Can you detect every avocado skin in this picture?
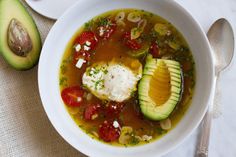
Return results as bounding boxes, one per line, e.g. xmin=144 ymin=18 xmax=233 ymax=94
xmin=0 ymin=0 xmax=42 ymax=70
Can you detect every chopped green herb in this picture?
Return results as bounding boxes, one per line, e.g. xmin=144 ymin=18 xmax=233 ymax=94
xmin=79 ymin=125 xmax=84 ymax=129
xmin=179 ymin=46 xmax=189 ymax=52
xmin=84 ymin=19 xmax=95 ymax=30
xmin=59 ymin=77 xmax=67 ymax=86
xmin=63 ymin=56 xmax=73 ymax=64
xmin=129 ymin=135 xmax=140 ymax=145
xmin=104 ymin=69 xmax=108 ymax=74
xmin=150 ymin=29 xmax=158 ymax=38
xmin=98 ymin=17 xmax=111 ymax=26
xmin=130 ymin=90 xmax=136 ymax=97
xmin=95 ymin=79 xmax=104 ymax=90
xmin=156 ymin=127 xmax=167 ymax=135
xmin=60 ymin=64 xmax=67 ymax=74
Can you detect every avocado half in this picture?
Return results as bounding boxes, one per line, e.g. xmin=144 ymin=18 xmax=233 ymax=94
xmin=138 ymin=55 xmax=183 ymax=120
xmin=0 ymin=0 xmax=42 ymax=70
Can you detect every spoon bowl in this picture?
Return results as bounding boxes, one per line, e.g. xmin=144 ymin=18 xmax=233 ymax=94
xmin=207 ymin=18 xmax=234 ymax=74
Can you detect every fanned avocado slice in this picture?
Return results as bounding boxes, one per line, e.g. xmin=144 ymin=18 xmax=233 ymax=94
xmin=138 ymin=55 xmax=183 ymax=120
xmin=0 ymin=0 xmax=41 ymax=70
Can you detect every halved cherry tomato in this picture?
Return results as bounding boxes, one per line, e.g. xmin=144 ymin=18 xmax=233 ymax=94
xmin=106 ymin=102 xmax=124 ymax=117
xmin=97 ymin=19 xmax=117 ymax=40
xmin=122 ymin=32 xmax=142 ymax=50
xmin=61 ymin=86 xmax=84 ymax=107
xmin=98 ymin=120 xmax=121 ymax=142
xmin=149 ymin=41 xmax=160 ymax=58
xmin=73 ymin=31 xmax=98 ymax=63
xmin=84 ymin=103 xmax=101 ymax=120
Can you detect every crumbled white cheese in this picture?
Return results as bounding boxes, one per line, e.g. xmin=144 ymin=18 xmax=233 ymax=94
xmin=86 ymin=41 xmax=91 ymax=46
xmin=76 ymin=58 xmax=86 ymax=69
xmin=77 ymin=97 xmax=82 ymax=102
xmin=84 ymin=45 xmax=91 ymax=51
xmin=113 ymin=120 xmax=120 ymax=128
xmin=75 ymin=44 xmax=81 ymax=52
xmin=99 ymin=27 xmax=105 ymax=36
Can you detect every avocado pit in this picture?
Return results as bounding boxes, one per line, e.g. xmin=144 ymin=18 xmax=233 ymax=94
xmin=7 ymin=18 xmax=32 ymax=57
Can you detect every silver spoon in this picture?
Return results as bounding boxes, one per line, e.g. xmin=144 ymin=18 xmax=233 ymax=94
xmin=196 ymin=18 xmax=234 ymax=157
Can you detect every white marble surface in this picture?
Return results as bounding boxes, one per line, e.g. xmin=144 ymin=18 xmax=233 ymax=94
xmin=165 ymin=0 xmax=236 ymax=157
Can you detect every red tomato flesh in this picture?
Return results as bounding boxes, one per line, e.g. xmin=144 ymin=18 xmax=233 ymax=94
xmin=98 ymin=120 xmax=121 ymax=142
xmin=84 ymin=104 xmax=101 ymax=120
xmin=106 ymin=102 xmax=124 ymax=117
xmin=73 ymin=31 xmax=98 ymax=63
xmin=61 ymin=86 xmax=84 ymax=107
xmin=149 ymin=41 xmax=160 ymax=58
xmin=122 ymin=32 xmax=142 ymax=50
xmin=74 ymin=31 xmax=98 ymax=51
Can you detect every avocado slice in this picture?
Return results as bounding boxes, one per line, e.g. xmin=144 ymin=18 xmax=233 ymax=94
xmin=138 ymin=55 xmax=183 ymax=120
xmin=0 ymin=0 xmax=42 ymax=70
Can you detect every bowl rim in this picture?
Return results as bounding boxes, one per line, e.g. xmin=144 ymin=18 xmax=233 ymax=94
xmin=38 ymin=0 xmax=215 ymax=156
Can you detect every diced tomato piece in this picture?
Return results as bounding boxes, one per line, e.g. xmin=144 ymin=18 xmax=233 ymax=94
xmin=73 ymin=31 xmax=98 ymax=63
xmin=74 ymin=31 xmax=98 ymax=51
xmin=97 ymin=19 xmax=117 ymax=40
xmin=122 ymin=32 xmax=142 ymax=50
xmin=61 ymin=86 xmax=84 ymax=107
xmin=106 ymin=102 xmax=124 ymax=117
xmin=149 ymin=41 xmax=160 ymax=58
xmin=84 ymin=104 xmax=101 ymax=120
xmin=98 ymin=120 xmax=121 ymax=142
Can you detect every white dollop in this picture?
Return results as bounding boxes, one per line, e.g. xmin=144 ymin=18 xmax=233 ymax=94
xmin=104 ymin=64 xmax=139 ymax=102
xmin=82 ymin=61 xmax=142 ymax=102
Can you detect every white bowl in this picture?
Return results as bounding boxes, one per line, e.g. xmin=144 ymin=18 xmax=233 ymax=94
xmin=38 ymin=0 xmax=215 ymax=156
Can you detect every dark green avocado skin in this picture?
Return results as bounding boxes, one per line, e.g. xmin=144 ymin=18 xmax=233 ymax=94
xmin=0 ymin=0 xmax=42 ymax=70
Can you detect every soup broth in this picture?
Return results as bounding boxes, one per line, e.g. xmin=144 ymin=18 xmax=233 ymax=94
xmin=59 ymin=9 xmax=195 ymax=146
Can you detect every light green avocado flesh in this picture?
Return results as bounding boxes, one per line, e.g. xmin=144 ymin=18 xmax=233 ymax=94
xmin=0 ymin=0 xmax=41 ymax=70
xmin=138 ymin=55 xmax=183 ymax=120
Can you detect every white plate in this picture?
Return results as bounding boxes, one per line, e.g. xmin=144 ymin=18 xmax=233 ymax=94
xmin=25 ymin=0 xmax=77 ymax=19
xmin=38 ymin=0 xmax=215 ymax=156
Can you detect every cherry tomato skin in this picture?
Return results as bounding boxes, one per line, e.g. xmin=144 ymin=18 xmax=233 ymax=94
xmin=106 ymin=102 xmax=124 ymax=117
xmin=122 ymin=32 xmax=142 ymax=50
xmin=98 ymin=120 xmax=121 ymax=142
xmin=61 ymin=86 xmax=84 ymax=107
xmin=149 ymin=41 xmax=160 ymax=58
xmin=74 ymin=31 xmax=98 ymax=51
xmin=84 ymin=104 xmax=101 ymax=120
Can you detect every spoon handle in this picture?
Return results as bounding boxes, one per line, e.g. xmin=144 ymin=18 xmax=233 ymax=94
xmin=196 ymin=77 xmax=217 ymax=157
xmin=196 ymin=107 xmax=213 ymax=157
